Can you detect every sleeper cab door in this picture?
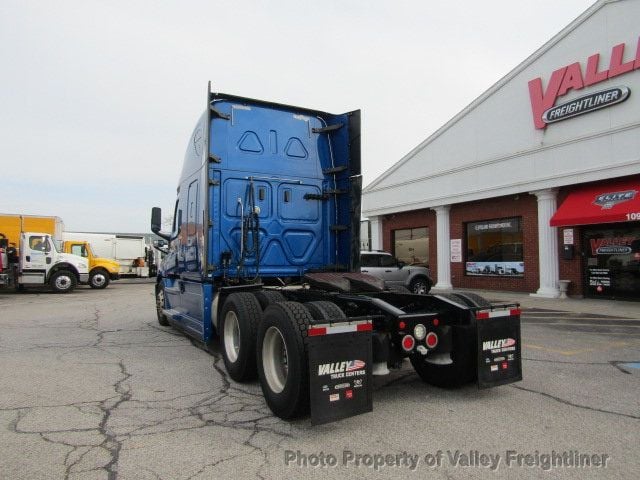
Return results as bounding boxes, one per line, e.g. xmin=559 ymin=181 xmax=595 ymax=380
xmin=179 ymin=179 xmax=205 ymax=332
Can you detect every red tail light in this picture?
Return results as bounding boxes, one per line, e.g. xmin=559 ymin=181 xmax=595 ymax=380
xmin=402 ymin=335 xmax=415 ymax=352
xmin=425 ymin=332 xmax=438 ymax=349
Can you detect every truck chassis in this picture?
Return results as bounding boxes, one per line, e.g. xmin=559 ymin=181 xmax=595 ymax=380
xmin=156 ymin=272 xmax=521 ymax=424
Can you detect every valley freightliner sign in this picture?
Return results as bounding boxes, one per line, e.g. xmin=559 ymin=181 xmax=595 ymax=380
xmin=529 ymin=37 xmax=639 ymax=129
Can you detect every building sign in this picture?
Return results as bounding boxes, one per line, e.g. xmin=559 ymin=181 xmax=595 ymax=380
xmin=563 ymin=228 xmax=574 ymax=245
xmin=450 ymin=239 xmax=462 ymax=262
xmin=589 ymin=236 xmax=635 ymax=256
xmin=587 ymin=268 xmax=611 ymax=290
xmin=470 ymin=219 xmax=520 ymax=233
xmin=593 ymin=189 xmax=637 ymax=209
xmin=542 ymin=86 xmax=629 ymax=124
xmin=529 ymin=36 xmax=640 ymax=129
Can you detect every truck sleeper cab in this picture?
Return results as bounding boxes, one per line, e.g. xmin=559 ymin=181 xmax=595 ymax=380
xmin=152 ymin=86 xmax=522 ymax=423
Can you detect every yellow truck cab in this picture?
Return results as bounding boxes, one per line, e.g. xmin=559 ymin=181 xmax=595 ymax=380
xmin=61 ymin=241 xmax=120 ymax=289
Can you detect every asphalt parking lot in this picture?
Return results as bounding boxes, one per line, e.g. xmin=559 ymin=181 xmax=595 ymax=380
xmin=1 ymin=283 xmax=639 ymax=479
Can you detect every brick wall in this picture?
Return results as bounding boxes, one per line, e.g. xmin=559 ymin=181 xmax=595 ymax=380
xmin=378 ymin=175 xmax=640 ymax=296
xmin=380 ymin=195 xmax=541 ymax=294
xmin=556 ymin=187 xmax=584 ymax=297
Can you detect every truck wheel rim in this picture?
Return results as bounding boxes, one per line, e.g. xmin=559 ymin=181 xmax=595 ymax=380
xmin=223 ymin=311 xmax=241 ymax=363
xmin=56 ymin=275 xmax=71 ymax=290
xmin=156 ymin=289 xmax=164 ymax=311
xmin=92 ymin=274 xmax=106 ymax=287
xmin=413 ymin=281 xmax=427 ymax=294
xmin=262 ymin=326 xmax=288 ymax=394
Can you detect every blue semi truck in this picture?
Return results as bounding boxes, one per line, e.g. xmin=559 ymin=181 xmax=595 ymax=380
xmin=151 ymin=84 xmax=522 ymax=424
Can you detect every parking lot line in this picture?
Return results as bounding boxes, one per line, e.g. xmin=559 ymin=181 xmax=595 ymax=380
xmin=523 ymin=340 xmax=632 ymax=356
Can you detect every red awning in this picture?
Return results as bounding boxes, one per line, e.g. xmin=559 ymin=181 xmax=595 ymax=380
xmin=550 ymin=178 xmax=640 ymax=227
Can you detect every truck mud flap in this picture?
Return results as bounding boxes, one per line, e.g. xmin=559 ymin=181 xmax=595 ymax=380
xmin=476 ymin=311 xmax=522 ymax=388
xmin=307 ymin=321 xmax=373 ymax=425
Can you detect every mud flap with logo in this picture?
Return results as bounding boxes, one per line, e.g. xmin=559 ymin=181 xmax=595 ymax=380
xmin=476 ymin=313 xmax=522 ymax=388
xmin=307 ymin=322 xmax=373 ymax=425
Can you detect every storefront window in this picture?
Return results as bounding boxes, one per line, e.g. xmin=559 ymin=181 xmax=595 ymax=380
xmin=465 ymin=217 xmax=524 ymax=276
xmin=584 ymin=224 xmax=640 ymax=300
xmin=393 ymin=227 xmax=429 ymax=266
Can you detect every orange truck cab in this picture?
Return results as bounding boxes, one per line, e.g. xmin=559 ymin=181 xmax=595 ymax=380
xmin=61 ymin=241 xmax=120 ymax=289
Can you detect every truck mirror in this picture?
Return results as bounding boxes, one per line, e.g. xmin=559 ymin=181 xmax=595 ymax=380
xmin=151 ymin=207 xmax=171 ymax=241
xmin=151 ymin=207 xmax=162 ymax=233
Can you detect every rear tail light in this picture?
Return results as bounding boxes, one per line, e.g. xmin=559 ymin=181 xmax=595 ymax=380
xmin=433 ymin=318 xmax=439 ymax=327
xmin=402 ymin=335 xmax=415 ymax=352
xmin=425 ymin=332 xmax=438 ymax=349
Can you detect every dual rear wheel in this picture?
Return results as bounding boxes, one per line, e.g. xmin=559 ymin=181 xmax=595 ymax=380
xmin=219 ymin=292 xmax=345 ymax=419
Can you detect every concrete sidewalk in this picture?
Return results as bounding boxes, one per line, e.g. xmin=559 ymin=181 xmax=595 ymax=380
xmin=452 ymin=288 xmax=640 ymax=319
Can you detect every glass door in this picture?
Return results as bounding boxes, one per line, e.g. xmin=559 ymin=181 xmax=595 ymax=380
xmin=583 ymin=223 xmax=640 ymax=300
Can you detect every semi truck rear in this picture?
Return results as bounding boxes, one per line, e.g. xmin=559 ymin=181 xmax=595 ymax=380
xmin=151 ymin=85 xmax=522 ymax=424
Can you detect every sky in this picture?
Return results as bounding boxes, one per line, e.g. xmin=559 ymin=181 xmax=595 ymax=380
xmin=0 ymin=0 xmax=596 ymax=233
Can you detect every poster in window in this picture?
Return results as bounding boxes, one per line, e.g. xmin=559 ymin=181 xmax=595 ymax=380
xmin=465 ymin=217 xmax=524 ymax=276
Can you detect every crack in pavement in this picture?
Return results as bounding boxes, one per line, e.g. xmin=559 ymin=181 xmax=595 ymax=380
xmin=2 ymin=302 xmax=298 ymax=479
xmin=98 ymin=360 xmax=132 ymax=480
xmin=509 ymin=384 xmax=640 ymax=420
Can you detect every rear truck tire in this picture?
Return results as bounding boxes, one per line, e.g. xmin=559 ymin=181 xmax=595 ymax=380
xmin=410 ymin=326 xmax=476 ymax=388
xmin=409 ymin=276 xmax=431 ymax=295
xmin=220 ymin=292 xmax=262 ymax=382
xmin=155 ymin=283 xmax=170 ymax=326
xmin=89 ymin=269 xmax=110 ymax=289
xmin=257 ymin=301 xmax=312 ymax=419
xmin=50 ymin=270 xmax=77 ymax=293
xmin=304 ymin=301 xmax=346 ymax=321
xmin=253 ymin=290 xmax=286 ymax=310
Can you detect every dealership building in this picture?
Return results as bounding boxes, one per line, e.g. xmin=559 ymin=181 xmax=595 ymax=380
xmin=362 ymin=0 xmax=640 ymax=300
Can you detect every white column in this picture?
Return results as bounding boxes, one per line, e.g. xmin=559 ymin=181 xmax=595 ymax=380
xmin=431 ymin=205 xmax=453 ymax=291
xmin=369 ymin=216 xmax=384 ymax=251
xmin=531 ymin=188 xmax=560 ymax=298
